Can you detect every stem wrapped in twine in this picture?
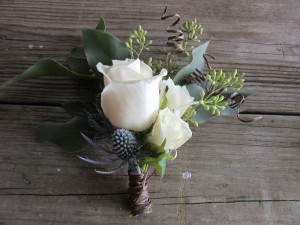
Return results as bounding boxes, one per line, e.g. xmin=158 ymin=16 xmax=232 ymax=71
xmin=128 ymin=170 xmax=152 ymax=216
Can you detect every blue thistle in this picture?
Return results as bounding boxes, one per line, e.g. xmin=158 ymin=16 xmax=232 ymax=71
xmin=78 ymin=129 xmax=140 ymax=174
xmin=112 ymin=129 xmax=138 ymax=160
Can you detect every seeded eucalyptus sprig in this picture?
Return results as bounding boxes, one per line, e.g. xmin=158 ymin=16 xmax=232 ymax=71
xmin=125 ymin=25 xmax=152 ymax=59
xmin=193 ymin=69 xmax=245 ymax=116
xmin=206 ymin=69 xmax=245 ymax=92
xmin=197 ymin=90 xmax=228 ymax=116
xmin=182 ymin=106 xmax=198 ymax=127
xmin=180 ymin=19 xmax=203 ymax=56
xmin=181 ymin=19 xmax=203 ymax=41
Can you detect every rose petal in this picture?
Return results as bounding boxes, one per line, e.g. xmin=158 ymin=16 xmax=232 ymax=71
xmin=101 ymin=73 xmax=165 ymax=131
xmin=127 ymin=58 xmax=141 ymax=73
xmin=164 ymin=78 xmax=194 ymax=116
xmin=140 ymin=60 xmax=153 ymax=78
xmin=112 ymin=58 xmax=133 ymax=66
xmin=147 ymin=108 xmax=192 ymax=149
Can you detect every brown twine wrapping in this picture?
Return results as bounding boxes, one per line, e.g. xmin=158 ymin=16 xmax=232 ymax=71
xmin=128 ymin=171 xmax=152 ymax=216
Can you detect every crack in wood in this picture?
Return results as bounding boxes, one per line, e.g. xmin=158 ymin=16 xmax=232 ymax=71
xmin=158 ymin=199 xmax=300 ymax=205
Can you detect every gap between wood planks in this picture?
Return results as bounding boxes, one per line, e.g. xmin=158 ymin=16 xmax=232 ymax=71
xmin=0 ymin=191 xmax=299 ymax=205
xmin=0 ymin=101 xmax=299 ymax=117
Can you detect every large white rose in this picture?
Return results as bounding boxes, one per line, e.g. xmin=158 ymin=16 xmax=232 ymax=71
xmin=161 ymin=78 xmax=194 ymax=116
xmin=96 ymin=59 xmax=167 ymax=131
xmin=147 ymin=108 xmax=192 ymax=150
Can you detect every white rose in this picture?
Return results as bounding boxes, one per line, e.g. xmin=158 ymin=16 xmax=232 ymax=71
xmin=147 ymin=108 xmax=192 ymax=150
xmin=161 ymin=78 xmax=194 ymax=116
xmin=96 ymin=59 xmax=167 ymax=131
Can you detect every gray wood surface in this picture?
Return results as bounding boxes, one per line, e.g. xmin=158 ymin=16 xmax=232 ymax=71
xmin=0 ymin=0 xmax=299 ymax=224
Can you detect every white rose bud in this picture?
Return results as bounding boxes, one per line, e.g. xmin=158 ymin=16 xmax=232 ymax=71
xmin=97 ymin=59 xmax=167 ymax=132
xmin=147 ymin=108 xmax=192 ymax=150
xmin=161 ymin=78 xmax=194 ymax=116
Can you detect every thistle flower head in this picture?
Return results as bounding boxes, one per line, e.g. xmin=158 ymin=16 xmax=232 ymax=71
xmin=112 ymin=129 xmax=138 ymax=160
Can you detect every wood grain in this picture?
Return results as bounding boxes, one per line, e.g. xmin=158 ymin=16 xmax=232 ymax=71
xmin=0 ymin=105 xmax=299 ymax=224
xmin=0 ymin=0 xmax=299 ymax=113
xmin=0 ymin=0 xmax=299 ymax=224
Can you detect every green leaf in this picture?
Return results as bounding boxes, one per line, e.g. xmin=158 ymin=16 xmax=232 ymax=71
xmin=173 ymin=41 xmax=209 ymax=85
xmin=37 ymin=116 xmax=95 ymax=152
xmin=62 ymin=101 xmax=95 ymax=117
xmin=82 ymin=29 xmax=130 ymax=78
xmin=149 ymin=155 xmax=167 ymax=177
xmin=187 ymin=84 xmax=212 ymax=123
xmin=220 ymin=101 xmax=245 ymax=116
xmin=187 ymin=84 xmax=243 ymax=123
xmin=160 ymin=95 xmax=168 ymax=110
xmin=0 ymin=59 xmax=78 ymax=90
xmin=95 ymin=17 xmax=106 ymax=31
xmin=68 ymin=47 xmax=91 ymax=75
xmin=186 ymin=84 xmax=205 ymax=101
xmin=67 ymin=17 xmax=106 ymax=76
xmin=165 ymin=152 xmax=175 ymax=160
xmin=192 ymin=107 xmax=214 ymax=123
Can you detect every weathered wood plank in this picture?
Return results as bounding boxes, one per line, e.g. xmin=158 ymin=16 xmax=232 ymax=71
xmin=1 ymin=195 xmax=299 ymax=225
xmin=0 ymin=105 xmax=299 ymax=224
xmin=0 ymin=0 xmax=299 ymax=113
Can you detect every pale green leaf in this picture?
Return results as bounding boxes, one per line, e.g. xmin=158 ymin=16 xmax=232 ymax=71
xmin=173 ymin=41 xmax=209 ymax=85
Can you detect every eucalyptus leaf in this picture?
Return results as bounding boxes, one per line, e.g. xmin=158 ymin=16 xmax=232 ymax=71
xmin=187 ymin=84 xmax=242 ymax=123
xmin=187 ymin=84 xmax=213 ymax=123
xmin=220 ymin=103 xmax=245 ymax=116
xmin=37 ymin=116 xmax=95 ymax=153
xmin=173 ymin=41 xmax=209 ymax=85
xmin=191 ymin=108 xmax=213 ymax=124
xmin=222 ymin=87 xmax=255 ymax=98
xmin=186 ymin=83 xmax=205 ymax=101
xmin=82 ymin=28 xmax=130 ymax=78
xmin=95 ymin=17 xmax=106 ymax=31
xmin=68 ymin=47 xmax=91 ymax=75
xmin=0 ymin=59 xmax=78 ymax=90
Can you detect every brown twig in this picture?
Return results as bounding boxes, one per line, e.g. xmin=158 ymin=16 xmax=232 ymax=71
xmin=228 ymin=92 xmax=262 ymax=122
xmin=161 ymin=6 xmax=184 ymax=53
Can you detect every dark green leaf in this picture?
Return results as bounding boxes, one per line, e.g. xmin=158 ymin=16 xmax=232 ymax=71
xmin=37 ymin=116 xmax=95 ymax=152
xmin=0 ymin=59 xmax=78 ymax=90
xmin=82 ymin=29 xmax=130 ymax=78
xmin=173 ymin=41 xmax=209 ymax=85
xmin=68 ymin=47 xmax=91 ymax=75
xmin=95 ymin=17 xmax=106 ymax=31
xmin=63 ymin=101 xmax=95 ymax=117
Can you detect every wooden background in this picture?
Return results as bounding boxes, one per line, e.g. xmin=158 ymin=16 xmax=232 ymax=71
xmin=0 ymin=0 xmax=299 ymax=224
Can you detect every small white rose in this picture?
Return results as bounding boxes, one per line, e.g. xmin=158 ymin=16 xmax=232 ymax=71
xmin=147 ymin=108 xmax=192 ymax=150
xmin=161 ymin=78 xmax=194 ymax=116
xmin=96 ymin=58 xmax=167 ymax=132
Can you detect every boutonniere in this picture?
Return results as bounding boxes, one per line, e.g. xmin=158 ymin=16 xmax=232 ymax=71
xmin=0 ymin=7 xmax=261 ymax=216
